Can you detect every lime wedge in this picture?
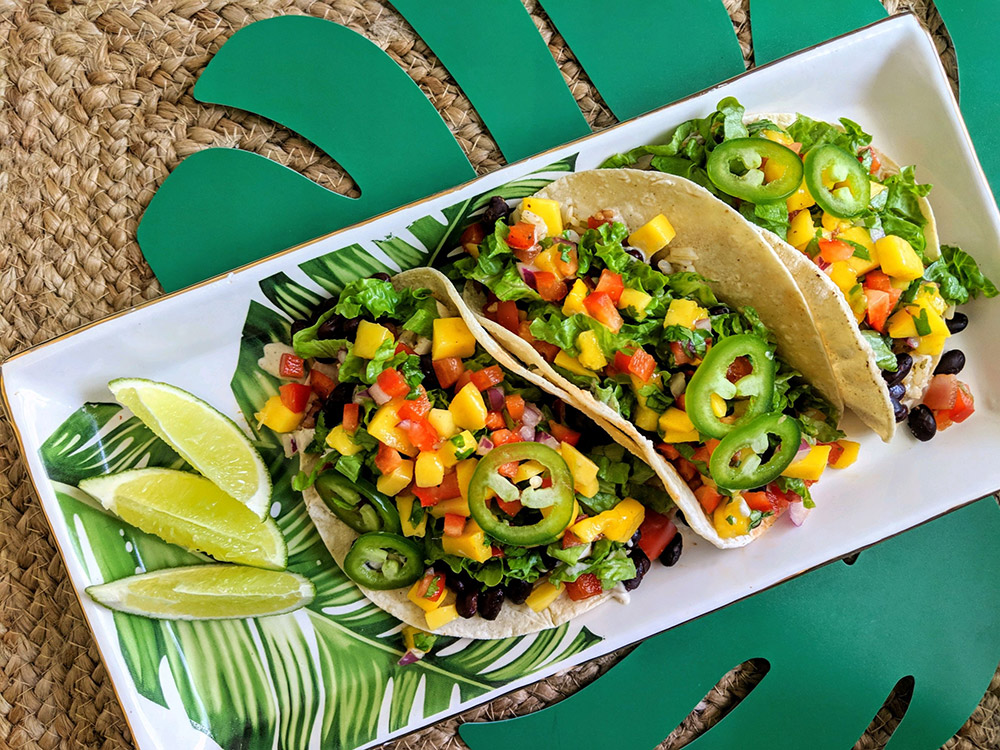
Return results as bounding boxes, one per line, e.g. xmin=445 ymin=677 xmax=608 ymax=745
xmin=109 ymin=378 xmax=271 ymax=519
xmin=86 ymin=565 xmax=315 ymax=620
xmin=80 ymin=468 xmax=287 ymax=569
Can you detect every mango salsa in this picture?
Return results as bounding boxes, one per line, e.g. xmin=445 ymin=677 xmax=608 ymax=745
xmin=714 ymin=496 xmax=750 ymax=539
xmin=617 ymin=287 xmax=652 ymax=317
xmin=521 ymin=197 xmax=563 ymax=237
xmin=554 ymin=350 xmax=598 ymax=379
xmin=664 ymin=298 xmax=707 ymax=330
xmin=782 ymin=444 xmax=832 ymax=481
xmin=570 ymin=498 xmax=645 ymax=543
xmin=379 ymin=460 xmax=415 ymax=497
xmin=428 ymin=496 xmax=471 ymax=518
xmin=254 ymin=395 xmax=304 ymax=433
xmin=627 ymin=214 xmax=676 ymax=258
xmin=368 ymin=399 xmax=418 ymax=456
xmin=354 ymin=321 xmax=393 ymax=359
xmin=456 ymin=458 xmax=479 ymax=502
xmin=432 ymin=317 xmax=477 ymax=360
xmin=396 ymin=493 xmax=426 ymax=536
xmin=830 ymin=440 xmax=860 ymax=470
xmin=659 ymin=407 xmax=699 ymax=443
xmin=425 ymin=603 xmax=459 ymax=631
xmin=559 ymin=442 xmax=600 ymax=498
xmin=576 ymin=330 xmax=607 ymax=370
xmin=525 ymin=581 xmax=564 ymax=612
xmin=841 ymin=226 xmax=879 ymax=276
xmin=562 ymin=279 xmax=590 ymax=317
xmin=787 ymin=209 xmax=816 ymax=249
xmin=415 ymin=451 xmax=444 ymax=487
xmin=441 ymin=519 xmax=492 ymax=562
xmin=786 ymin=181 xmax=816 ymax=213
xmin=449 ymin=382 xmax=488 ymax=431
xmin=876 ymin=235 xmax=923 ymax=281
xmin=326 ymin=424 xmax=361 ymax=456
xmin=427 ymin=408 xmax=458 ymax=439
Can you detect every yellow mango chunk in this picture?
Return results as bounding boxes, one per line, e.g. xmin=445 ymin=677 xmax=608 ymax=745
xmin=913 ymin=282 xmax=948 ymax=316
xmin=408 ymin=577 xmax=445 ymax=612
xmin=326 ymin=424 xmax=361 ymax=456
xmin=617 ymin=287 xmax=652 ymax=317
xmin=368 ymin=399 xmax=417 ymax=456
xmin=441 ymin=519 xmax=492 ymax=562
xmin=827 ymin=261 xmax=859 ymax=296
xmin=533 ymin=247 xmax=560 ymax=275
xmin=521 ymin=197 xmax=563 ymax=237
xmin=456 ymin=458 xmax=479 ymax=502
xmin=782 ymin=444 xmax=832 ymax=481
xmin=526 ymin=581 xmax=564 ymax=612
xmin=628 ymin=214 xmax=676 ymax=258
xmin=425 ymin=603 xmax=459 ymax=631
xmin=570 ymin=498 xmax=646 ymax=543
xmin=562 ymin=279 xmax=590 ymax=317
xmin=576 ymin=330 xmax=607 ymax=370
xmin=888 ymin=306 xmax=949 ymax=339
xmin=915 ymin=333 xmax=948 ymax=356
xmin=415 ymin=451 xmax=444 ymax=487
xmin=761 ymin=129 xmax=795 ymax=146
xmin=841 ymin=226 xmax=880 ymax=276
xmin=254 ymin=395 xmax=304 ymax=433
xmin=710 ymin=393 xmax=728 ymax=418
xmin=821 ymin=212 xmax=852 ymax=233
xmin=714 ymin=496 xmax=751 ymax=539
xmin=554 ymin=350 xmax=598 ymax=379
xmin=658 ymin=407 xmax=699 ymax=443
xmin=428 ymin=408 xmax=458 ymax=439
xmin=830 ymin=440 xmax=860 ymax=470
xmin=634 ymin=403 xmax=660 ymax=432
xmin=786 ymin=181 xmax=816 ymax=213
xmin=428 ymin=495 xmax=471 ymax=518
xmin=449 ymin=382 xmax=488 ymax=431
xmin=354 ymin=321 xmax=393 ymax=360
xmin=559 ymin=441 xmax=600 ymax=498
xmin=514 ymin=460 xmax=546 ymax=483
xmin=379 ymin=460 xmax=415 ymax=497
xmin=876 ymin=235 xmax=924 ymax=281
xmin=397 ymin=493 xmax=426 ymax=537
xmin=787 ymin=209 xmax=816 ymax=249
xmin=440 ymin=431 xmax=476 ymax=468
xmin=664 ymin=298 xmax=708 ymax=330
xmin=432 ymin=317 xmax=477 ymax=360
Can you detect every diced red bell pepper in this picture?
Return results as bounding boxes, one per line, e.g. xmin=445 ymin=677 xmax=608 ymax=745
xmin=416 ymin=571 xmax=445 ymax=602
xmin=309 ymin=369 xmax=336 ymax=399
xmin=561 ymin=529 xmax=585 ymax=548
xmin=636 ymin=511 xmax=677 ymax=560
xmin=587 ymin=212 xmax=614 ymax=229
xmin=460 ymin=222 xmax=486 ymax=249
xmin=864 ymin=289 xmax=893 ymax=333
xmin=613 ymin=348 xmax=656 ymax=382
xmin=656 ymin=443 xmax=681 ymax=460
xmin=863 ymin=270 xmax=903 ymax=308
xmin=694 ymin=484 xmax=723 ymax=514
xmin=549 ymin=421 xmax=580 ymax=446
xmin=375 ymin=443 xmax=402 ymax=475
xmin=594 ymin=269 xmax=625 ymax=305
xmin=405 ymin=419 xmax=439 ymax=452
xmin=394 ymin=342 xmax=415 ymax=356
xmin=279 ymin=352 xmax=305 ymax=379
xmin=377 ymin=368 xmax=411 ymax=398
xmin=825 ymin=441 xmax=845 ymax=466
xmin=497 ymin=461 xmax=519 ymax=478
xmin=669 ymin=341 xmax=695 ymax=367
xmin=948 ymin=381 xmax=975 ymax=423
xmin=342 ymin=403 xmax=360 ymax=433
xmin=455 ymin=370 xmax=474 ymax=392
xmin=490 ymin=429 xmax=521 ymax=446
xmin=674 ymin=458 xmax=698 ymax=482
xmin=818 ymin=238 xmax=854 ymax=263
xmin=742 ymin=491 xmax=773 ymax=513
xmin=506 ymin=222 xmax=537 ymax=250
xmin=861 ymin=147 xmax=882 ymax=175
xmin=279 ymin=383 xmax=311 ymax=413
xmin=690 ymin=444 xmax=712 ymax=465
xmin=923 ymin=374 xmax=958 ymax=412
xmin=496 ymin=300 xmax=521 ymax=334
xmin=535 ymin=271 xmax=569 ymax=302
xmin=505 ymin=394 xmax=525 ymax=421
xmin=470 ymin=365 xmax=505 ymax=391
xmin=398 ymin=388 xmax=431 ymax=421
xmin=565 ymin=573 xmax=603 ymax=601
xmin=495 ymin=497 xmax=523 ymax=516
xmin=413 ymin=472 xmax=461 ymax=507
xmin=491 ymin=545 xmax=505 ymax=558
xmin=583 ymin=291 xmax=624 ymax=333
xmin=532 ymin=339 xmax=560 ymax=362
xmin=432 ymin=357 xmax=465 ymax=389
xmin=443 ymin=513 xmax=466 ymax=538
xmin=725 ymin=356 xmax=752 ymax=384
xmin=485 ymin=411 xmax=505 ymax=430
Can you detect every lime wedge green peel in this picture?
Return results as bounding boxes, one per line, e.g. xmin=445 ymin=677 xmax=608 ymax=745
xmin=86 ymin=565 xmax=315 ymax=620
xmin=80 ymin=468 xmax=287 ymax=570
xmin=108 ymin=378 xmax=271 ymax=519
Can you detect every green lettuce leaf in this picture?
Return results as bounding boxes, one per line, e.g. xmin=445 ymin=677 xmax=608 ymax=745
xmin=860 ymin=330 xmax=898 ymax=371
xmin=924 ymin=245 xmax=998 ymax=306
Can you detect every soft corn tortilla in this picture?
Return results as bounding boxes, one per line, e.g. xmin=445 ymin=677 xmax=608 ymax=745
xmin=463 ymin=169 xmax=845 ymax=548
xmin=746 ymin=113 xmax=943 ymax=440
xmin=303 ymin=267 xmax=644 ymax=639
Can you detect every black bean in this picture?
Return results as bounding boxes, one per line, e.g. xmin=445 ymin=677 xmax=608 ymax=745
xmin=456 ymin=591 xmax=478 ymax=619
xmin=478 ymin=587 xmax=505 ymax=621
xmin=503 ymin=578 xmax=533 ymax=605
xmin=419 ymin=353 xmax=435 ymax=381
xmin=709 ymin=305 xmax=732 ymax=317
xmin=882 ymin=353 xmax=913 ymax=387
xmin=623 ymin=547 xmax=651 ymax=591
xmin=907 ymin=404 xmax=937 ymax=441
xmin=674 ymin=510 xmax=689 ymax=528
xmin=946 ymin=311 xmax=969 ymax=334
xmin=934 ymin=350 xmax=966 ymax=375
xmin=307 ymin=297 xmax=339 ymax=326
xmin=624 ymin=248 xmax=645 ymax=262
xmin=659 ymin=533 xmax=683 ymax=567
xmin=370 ymin=272 xmax=392 ymax=282
xmin=888 ymin=383 xmax=906 ymax=401
xmin=317 ymin=314 xmax=347 ymax=339
xmin=431 ymin=561 xmax=451 ymax=578
xmin=483 ymin=196 xmax=512 ymax=226
xmin=321 ymin=382 xmax=355 ymax=424
xmin=628 ymin=529 xmax=642 ymax=547
xmin=893 ymin=398 xmax=909 ymax=424
xmin=290 ymin=318 xmax=309 ymax=337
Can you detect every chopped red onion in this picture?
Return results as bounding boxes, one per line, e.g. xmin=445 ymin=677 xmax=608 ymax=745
xmin=517 ymin=264 xmax=538 ymax=289
xmin=368 ymin=382 xmax=391 ymax=406
xmin=518 ymin=425 xmax=535 ymax=442
xmin=816 ymin=257 xmax=832 ymax=271
xmin=684 ymin=339 xmax=698 ymax=357
xmin=353 ymin=388 xmax=371 ymax=404
xmin=694 ymin=317 xmax=712 ymax=331
xmin=477 ymin=437 xmax=495 ymax=456
xmin=289 ymin=437 xmax=297 ymax=453
xmin=793 ymin=443 xmax=812 ymax=463
xmin=788 ymin=501 xmax=810 ymax=527
xmin=535 ymin=431 xmax=560 ymax=449
xmin=522 ymin=403 xmax=542 ymax=428
xmin=398 ymin=419 xmax=413 ymax=432
xmin=486 ymin=387 xmax=505 ymax=412
xmin=397 ymin=651 xmax=421 ymax=666
xmin=904 ymin=337 xmax=920 ymax=350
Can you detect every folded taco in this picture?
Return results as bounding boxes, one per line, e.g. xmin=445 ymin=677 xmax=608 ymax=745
xmin=603 ymin=98 xmax=997 ymax=441
xmin=446 ymin=169 xmax=856 ymax=550
xmin=255 ymin=268 xmax=685 ymax=639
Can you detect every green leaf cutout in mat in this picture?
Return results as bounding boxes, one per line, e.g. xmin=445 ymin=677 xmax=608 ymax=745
xmin=461 ymin=497 xmax=1000 ymax=750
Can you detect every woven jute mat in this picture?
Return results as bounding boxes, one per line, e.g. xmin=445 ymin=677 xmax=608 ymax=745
xmin=0 ymin=1 xmax=996 ymax=748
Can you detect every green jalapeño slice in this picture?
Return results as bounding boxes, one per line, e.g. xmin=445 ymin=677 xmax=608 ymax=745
xmin=343 ymin=532 xmax=424 ymax=590
xmin=316 ymin=473 xmax=402 ymax=535
xmin=709 ymin=412 xmax=802 ymax=490
xmin=803 ymin=144 xmax=871 ymax=218
xmin=686 ymin=335 xmax=775 ymax=439
xmin=706 ymin=138 xmax=804 ymax=203
xmin=468 ymin=443 xmax=576 ymax=547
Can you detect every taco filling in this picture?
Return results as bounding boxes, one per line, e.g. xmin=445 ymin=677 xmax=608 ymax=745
xmin=603 ymin=98 xmax=997 ymax=440
xmin=448 ymin=196 xmax=856 ymax=540
xmin=256 ymin=272 xmax=682 ymax=636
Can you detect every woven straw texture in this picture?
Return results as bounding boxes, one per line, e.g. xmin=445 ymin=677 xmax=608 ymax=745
xmin=0 ymin=1 xmax=995 ymax=748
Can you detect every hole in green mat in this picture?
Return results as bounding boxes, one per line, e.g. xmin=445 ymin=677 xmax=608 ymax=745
xmin=850 ymin=675 xmax=915 ymax=749
xmin=843 ymin=552 xmax=861 ymax=565
xmin=663 ymin=658 xmax=771 ymax=747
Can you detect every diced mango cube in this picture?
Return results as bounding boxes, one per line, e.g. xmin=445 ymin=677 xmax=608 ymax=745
xmin=415 ymin=451 xmax=444 ymax=488
xmin=533 ymin=246 xmax=560 ymax=274
xmin=254 ymin=395 xmax=304 ymax=433
xmin=763 ymin=157 xmax=787 ymax=184
xmin=354 ymin=321 xmax=393 ymax=359
xmin=379 ymin=460 xmax=415 ymax=497
xmin=521 ymin=197 xmax=563 ymax=238
xmin=428 ymin=408 xmax=458 ymax=439
xmin=830 ymin=440 xmax=860 ymax=470
xmin=449 ymin=382 xmax=488 ymax=431
xmin=554 ymin=350 xmax=598 ymax=379
xmin=428 ymin=495 xmax=471 ymax=518
xmin=440 ymin=431 xmax=477 ymax=468
xmin=425 ymin=603 xmax=459 ymax=631
xmin=782 ymin=444 xmax=832 ymax=481
xmin=432 ymin=317 xmax=477 ymax=360
xmin=888 ymin=306 xmax=949 ymax=339
xmin=562 ymin=279 xmax=590 ymax=317
xmin=627 ymin=214 xmax=676 ymax=258
xmin=786 ymin=181 xmax=816 ymax=213
xmin=870 ymin=181 xmax=888 ymax=201
xmin=761 ymin=129 xmax=794 ymax=146
xmin=913 ymin=282 xmax=948 ymax=316
xmin=876 ymin=235 xmax=924 ymax=281
xmin=714 ymin=496 xmax=751 ymax=539
xmin=841 ymin=226 xmax=879 ymax=276
xmin=408 ymin=578 xmax=445 ymax=612
xmin=664 ymin=298 xmax=707 ymax=330
xmin=456 ymin=458 xmax=479 ymax=502
xmin=915 ymin=333 xmax=948 ymax=356
xmin=827 ymin=261 xmax=858 ymax=296
xmin=659 ymin=407 xmax=699 ymax=443
xmin=576 ymin=330 xmax=607 ymax=371
xmin=787 ymin=209 xmax=817 ymax=249
xmin=514 ymin=460 xmax=546 ymax=484
xmin=821 ymin=212 xmax=852 ymax=233
xmin=326 ymin=424 xmax=361 ymax=456
xmin=396 ymin=493 xmax=426 ymax=537
xmin=634 ymin=403 xmax=659 ymax=432
xmin=617 ymin=287 xmax=652 ymax=317
xmin=559 ymin=442 xmax=600 ymax=498
xmin=368 ymin=399 xmax=417 ymax=456
xmin=570 ymin=497 xmax=645 ymax=543
xmin=441 ymin=519 xmax=492 ymax=562
xmin=526 ymin=581 xmax=564 ymax=612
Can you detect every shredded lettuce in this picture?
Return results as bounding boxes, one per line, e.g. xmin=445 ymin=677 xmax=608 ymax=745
xmin=860 ymin=330 xmax=898 ymax=371
xmin=548 ymin=540 xmax=636 ymax=589
xmin=924 ymin=245 xmax=998 ymax=306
